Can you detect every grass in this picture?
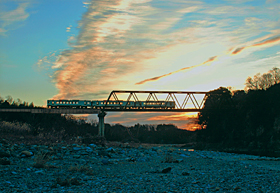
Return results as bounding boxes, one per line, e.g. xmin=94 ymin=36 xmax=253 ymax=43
xmin=68 ymin=164 xmax=95 ymax=175
xmin=163 ymin=153 xmax=176 ymax=163
xmin=32 ymin=151 xmax=50 ymax=168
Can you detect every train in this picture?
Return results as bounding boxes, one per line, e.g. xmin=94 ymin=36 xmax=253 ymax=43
xmin=47 ymin=100 xmax=176 ymax=109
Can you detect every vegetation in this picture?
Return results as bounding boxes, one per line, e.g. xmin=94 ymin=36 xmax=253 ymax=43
xmin=1 ymin=67 xmax=280 ymax=156
xmin=0 ymin=96 xmax=194 ymax=145
xmin=197 ymin=67 xmax=280 ymax=155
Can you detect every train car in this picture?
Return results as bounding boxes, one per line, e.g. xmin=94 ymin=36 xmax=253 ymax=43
xmin=47 ymin=100 xmax=92 ymax=108
xmin=141 ymin=101 xmax=175 ymax=109
xmin=93 ymin=100 xmax=126 ymax=109
xmin=47 ymin=99 xmax=176 ymax=109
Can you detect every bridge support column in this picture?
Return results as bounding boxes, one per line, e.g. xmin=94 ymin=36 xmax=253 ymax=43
xmin=98 ymin=111 xmax=107 ymax=137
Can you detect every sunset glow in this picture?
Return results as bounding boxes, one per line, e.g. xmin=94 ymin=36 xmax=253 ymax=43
xmin=1 ymin=0 xmax=280 ymax=130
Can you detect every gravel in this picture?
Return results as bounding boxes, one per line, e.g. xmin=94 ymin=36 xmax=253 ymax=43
xmin=0 ymin=140 xmax=280 ymax=192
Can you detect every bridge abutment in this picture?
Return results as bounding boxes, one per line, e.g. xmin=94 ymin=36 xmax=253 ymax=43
xmin=98 ymin=111 xmax=107 ymax=137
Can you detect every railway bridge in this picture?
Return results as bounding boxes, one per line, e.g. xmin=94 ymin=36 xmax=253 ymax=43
xmin=0 ymin=90 xmax=229 ymax=137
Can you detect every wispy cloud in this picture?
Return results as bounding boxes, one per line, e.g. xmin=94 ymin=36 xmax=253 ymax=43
xmin=37 ymin=0 xmax=280 ymax=99
xmin=0 ymin=1 xmax=31 ymax=35
xmin=136 ymin=56 xmax=218 ymax=85
xmin=231 ymin=35 xmax=280 ymax=55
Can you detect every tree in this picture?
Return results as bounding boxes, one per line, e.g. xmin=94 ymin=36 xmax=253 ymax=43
xmin=245 ymin=67 xmax=280 ymax=91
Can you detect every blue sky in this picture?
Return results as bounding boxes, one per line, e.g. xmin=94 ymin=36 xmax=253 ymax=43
xmin=1 ymin=0 xmax=280 ymax=129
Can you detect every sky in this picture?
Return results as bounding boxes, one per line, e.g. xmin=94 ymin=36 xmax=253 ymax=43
xmin=0 ymin=0 xmax=280 ymax=130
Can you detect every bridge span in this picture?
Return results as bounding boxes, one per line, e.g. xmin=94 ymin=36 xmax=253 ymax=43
xmin=0 ymin=90 xmax=219 ymax=137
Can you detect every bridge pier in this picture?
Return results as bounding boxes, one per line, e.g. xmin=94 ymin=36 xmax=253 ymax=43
xmin=98 ymin=111 xmax=107 ymax=137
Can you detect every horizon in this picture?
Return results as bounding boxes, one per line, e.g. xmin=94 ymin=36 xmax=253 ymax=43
xmin=1 ymin=0 xmax=280 ymax=130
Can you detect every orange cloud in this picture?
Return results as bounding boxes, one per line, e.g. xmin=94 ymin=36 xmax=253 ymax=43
xmin=135 ymin=56 xmax=218 ymax=85
xmin=253 ymin=36 xmax=280 ymax=47
xmin=180 ymin=123 xmax=201 ymax=131
xmin=231 ymin=36 xmax=280 ymax=55
xmin=231 ymin=47 xmax=245 ymax=55
xmin=148 ymin=113 xmax=197 ymax=121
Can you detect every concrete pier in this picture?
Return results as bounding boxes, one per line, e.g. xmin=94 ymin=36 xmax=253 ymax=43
xmin=98 ymin=111 xmax=107 ymax=137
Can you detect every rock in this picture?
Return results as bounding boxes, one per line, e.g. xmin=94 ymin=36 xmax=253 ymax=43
xmin=0 ymin=150 xmax=11 ymax=158
xmin=56 ymin=177 xmax=70 ymax=186
xmin=182 ymin=171 xmax=190 ymax=176
xmin=35 ymin=170 xmax=44 ymax=174
xmin=73 ymin=155 xmax=81 ymax=158
xmin=20 ymin=151 xmax=33 ymax=157
xmin=161 ymin=167 xmax=172 ymax=173
xmin=69 ymin=177 xmax=81 ymax=185
xmin=106 ymin=147 xmax=116 ymax=153
xmin=98 ymin=150 xmax=111 ymax=158
xmin=0 ymin=158 xmax=11 ymax=165
xmin=73 ymin=147 xmax=82 ymax=151
xmin=101 ymin=159 xmax=112 ymax=165
xmin=234 ymin=186 xmax=241 ymax=191
xmin=80 ymin=151 xmax=89 ymax=155
xmin=127 ymin=157 xmax=136 ymax=162
xmin=89 ymin=144 xmax=97 ymax=148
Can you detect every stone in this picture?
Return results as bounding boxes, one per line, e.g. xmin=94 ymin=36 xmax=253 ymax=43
xmin=35 ymin=170 xmax=44 ymax=174
xmin=0 ymin=150 xmax=11 ymax=158
xmin=69 ymin=177 xmax=81 ymax=185
xmin=0 ymin=158 xmax=11 ymax=165
xmin=21 ymin=151 xmax=33 ymax=157
xmin=73 ymin=155 xmax=81 ymax=158
xmin=101 ymin=159 xmax=112 ymax=165
xmin=182 ymin=171 xmax=190 ymax=176
xmin=73 ymin=147 xmax=82 ymax=151
xmin=162 ymin=167 xmax=172 ymax=173
xmin=106 ymin=147 xmax=116 ymax=153
xmin=98 ymin=150 xmax=111 ymax=158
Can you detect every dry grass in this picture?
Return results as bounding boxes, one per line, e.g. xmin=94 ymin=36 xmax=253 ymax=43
xmin=32 ymin=151 xmax=50 ymax=168
xmin=68 ymin=164 xmax=95 ymax=175
xmin=163 ymin=153 xmax=176 ymax=163
xmin=0 ymin=121 xmax=31 ymax=133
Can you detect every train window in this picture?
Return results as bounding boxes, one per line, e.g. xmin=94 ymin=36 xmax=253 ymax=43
xmin=66 ymin=102 xmax=69 ymax=104
xmin=120 ymin=102 xmax=123 ymax=105
xmin=84 ymin=102 xmax=86 ymax=105
xmin=101 ymin=102 xmax=103 ymax=105
xmin=97 ymin=102 xmax=99 ymax=105
xmin=88 ymin=102 xmax=90 ymax=104
xmin=69 ymin=102 xmax=72 ymax=104
xmin=52 ymin=102 xmax=54 ymax=104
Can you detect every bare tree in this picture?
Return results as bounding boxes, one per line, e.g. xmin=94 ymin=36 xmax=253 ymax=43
xmin=245 ymin=67 xmax=280 ymax=91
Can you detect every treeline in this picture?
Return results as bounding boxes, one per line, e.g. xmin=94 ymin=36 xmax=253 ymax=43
xmin=0 ymin=97 xmax=194 ymax=144
xmin=197 ymin=68 xmax=280 ymax=153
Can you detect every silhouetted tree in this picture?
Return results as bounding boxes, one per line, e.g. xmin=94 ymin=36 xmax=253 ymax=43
xmin=245 ymin=67 xmax=280 ymax=91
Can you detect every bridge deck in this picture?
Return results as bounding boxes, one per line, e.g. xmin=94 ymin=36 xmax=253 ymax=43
xmin=0 ymin=108 xmax=202 ymax=113
xmin=0 ymin=108 xmax=101 ymax=114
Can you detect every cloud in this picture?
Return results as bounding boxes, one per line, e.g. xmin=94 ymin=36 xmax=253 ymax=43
xmin=135 ymin=56 xmax=218 ymax=85
xmin=37 ymin=0 xmax=280 ymax=101
xmin=0 ymin=1 xmax=31 ymax=35
xmin=66 ymin=25 xmax=72 ymax=32
xmin=231 ymin=47 xmax=246 ymax=55
xmin=253 ymin=36 xmax=280 ymax=47
xmin=231 ymin=36 xmax=280 ymax=55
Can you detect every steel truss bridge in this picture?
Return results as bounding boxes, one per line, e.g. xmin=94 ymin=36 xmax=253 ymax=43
xmin=102 ymin=90 xmax=208 ymax=112
xmin=0 ymin=90 xmax=229 ymax=137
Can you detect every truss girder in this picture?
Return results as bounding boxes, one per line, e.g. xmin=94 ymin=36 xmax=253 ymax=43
xmin=103 ymin=90 xmax=209 ymax=112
